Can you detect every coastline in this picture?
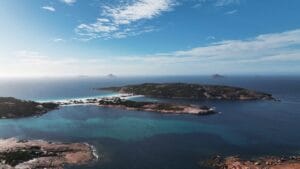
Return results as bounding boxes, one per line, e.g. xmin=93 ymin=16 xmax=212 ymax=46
xmin=53 ymin=95 xmax=217 ymax=115
xmin=0 ymin=138 xmax=98 ymax=169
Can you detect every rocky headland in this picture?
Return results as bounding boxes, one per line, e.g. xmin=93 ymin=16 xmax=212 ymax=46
xmin=0 ymin=138 xmax=96 ymax=169
xmin=202 ymin=155 xmax=300 ymax=169
xmin=0 ymin=97 xmax=59 ymax=119
xmin=98 ymin=97 xmax=216 ymax=115
xmin=58 ymin=97 xmax=217 ymax=115
xmin=99 ymin=83 xmax=275 ymax=101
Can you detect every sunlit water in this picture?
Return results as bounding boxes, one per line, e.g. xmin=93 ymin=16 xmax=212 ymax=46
xmin=0 ymin=76 xmax=299 ymax=169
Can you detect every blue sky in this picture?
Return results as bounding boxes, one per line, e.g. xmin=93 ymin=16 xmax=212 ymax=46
xmin=0 ymin=0 xmax=300 ymax=76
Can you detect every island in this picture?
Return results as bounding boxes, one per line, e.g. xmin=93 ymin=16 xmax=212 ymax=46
xmin=106 ymin=74 xmax=117 ymax=78
xmin=99 ymin=83 xmax=275 ymax=101
xmin=99 ymin=97 xmax=216 ymax=115
xmin=0 ymin=138 xmax=96 ymax=169
xmin=0 ymin=97 xmax=59 ymax=119
xmin=202 ymin=155 xmax=300 ymax=169
xmin=58 ymin=97 xmax=217 ymax=115
xmin=212 ymin=74 xmax=225 ymax=79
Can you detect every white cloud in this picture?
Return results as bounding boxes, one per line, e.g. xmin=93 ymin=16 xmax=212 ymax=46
xmin=103 ymin=0 xmax=175 ymax=25
xmin=76 ymin=0 xmax=176 ymax=40
xmin=170 ymin=29 xmax=300 ymax=61
xmin=225 ymin=9 xmax=237 ymax=15
xmin=2 ymin=29 xmax=300 ymax=77
xmin=119 ymin=28 xmax=300 ymax=64
xmin=53 ymin=38 xmax=65 ymax=42
xmin=215 ymin=0 xmax=240 ymax=7
xmin=194 ymin=0 xmax=240 ymax=8
xmin=61 ymin=0 xmax=76 ymax=5
xmin=42 ymin=6 xmax=56 ymax=12
xmin=206 ymin=36 xmax=216 ymax=40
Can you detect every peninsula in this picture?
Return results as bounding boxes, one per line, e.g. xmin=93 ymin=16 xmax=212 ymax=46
xmin=58 ymin=97 xmax=217 ymax=115
xmin=0 ymin=138 xmax=96 ymax=169
xmin=0 ymin=97 xmax=59 ymax=119
xmin=98 ymin=97 xmax=216 ymax=115
xmin=99 ymin=83 xmax=275 ymax=101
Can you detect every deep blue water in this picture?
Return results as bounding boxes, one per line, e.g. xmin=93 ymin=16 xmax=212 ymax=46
xmin=0 ymin=76 xmax=299 ymax=169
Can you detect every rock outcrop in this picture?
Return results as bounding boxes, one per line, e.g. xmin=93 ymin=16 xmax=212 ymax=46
xmin=0 ymin=138 xmax=96 ymax=169
xmin=202 ymin=155 xmax=300 ymax=169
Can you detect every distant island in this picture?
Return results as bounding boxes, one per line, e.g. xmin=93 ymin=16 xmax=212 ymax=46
xmin=106 ymin=74 xmax=117 ymax=78
xmin=99 ymin=83 xmax=275 ymax=101
xmin=0 ymin=138 xmax=96 ymax=169
xmin=0 ymin=97 xmax=59 ymax=119
xmin=212 ymin=74 xmax=225 ymax=79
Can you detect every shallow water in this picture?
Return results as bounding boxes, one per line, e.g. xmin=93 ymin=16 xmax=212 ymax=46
xmin=0 ymin=76 xmax=299 ymax=169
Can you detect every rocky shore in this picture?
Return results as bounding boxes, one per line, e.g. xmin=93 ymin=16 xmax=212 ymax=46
xmin=58 ymin=97 xmax=217 ymax=115
xmin=0 ymin=97 xmax=59 ymax=119
xmin=0 ymin=138 xmax=96 ymax=169
xmin=99 ymin=83 xmax=275 ymax=101
xmin=98 ymin=97 xmax=217 ymax=115
xmin=202 ymin=155 xmax=300 ymax=169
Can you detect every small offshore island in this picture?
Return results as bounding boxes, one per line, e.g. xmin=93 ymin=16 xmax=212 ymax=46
xmin=99 ymin=83 xmax=275 ymax=101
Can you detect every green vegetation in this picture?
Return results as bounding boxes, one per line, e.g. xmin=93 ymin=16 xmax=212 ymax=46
xmin=0 ymin=97 xmax=59 ymax=118
xmin=100 ymin=83 xmax=275 ymax=100
xmin=99 ymin=97 xmax=148 ymax=108
xmin=0 ymin=147 xmax=43 ymax=166
xmin=98 ymin=97 xmax=215 ymax=115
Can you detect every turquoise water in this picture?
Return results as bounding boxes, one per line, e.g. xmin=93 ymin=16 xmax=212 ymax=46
xmin=0 ymin=106 xmax=245 ymax=144
xmin=0 ymin=76 xmax=300 ymax=169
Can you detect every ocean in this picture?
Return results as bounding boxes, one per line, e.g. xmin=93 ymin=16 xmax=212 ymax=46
xmin=0 ymin=76 xmax=299 ymax=169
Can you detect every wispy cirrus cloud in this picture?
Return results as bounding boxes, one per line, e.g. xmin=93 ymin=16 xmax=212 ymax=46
xmin=3 ymin=29 xmax=300 ymax=77
xmin=169 ymin=29 xmax=300 ymax=62
xmin=215 ymin=0 xmax=240 ymax=7
xmin=61 ymin=0 xmax=76 ymax=5
xmin=225 ymin=9 xmax=237 ymax=15
xmin=42 ymin=6 xmax=56 ymax=12
xmin=75 ymin=0 xmax=176 ymax=40
xmin=52 ymin=38 xmax=65 ymax=42
xmin=122 ymin=28 xmax=300 ymax=64
xmin=193 ymin=0 xmax=240 ymax=8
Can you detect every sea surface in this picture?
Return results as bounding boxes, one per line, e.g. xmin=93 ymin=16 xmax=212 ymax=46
xmin=0 ymin=76 xmax=299 ymax=169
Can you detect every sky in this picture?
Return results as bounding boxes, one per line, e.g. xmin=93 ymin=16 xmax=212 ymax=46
xmin=0 ymin=0 xmax=300 ymax=77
